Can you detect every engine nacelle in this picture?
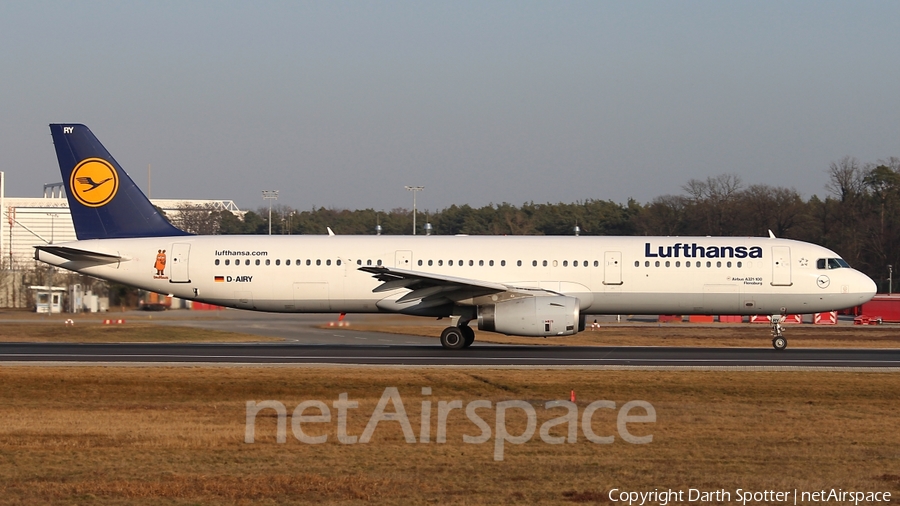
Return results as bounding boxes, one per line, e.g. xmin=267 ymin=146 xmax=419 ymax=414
xmin=477 ymin=296 xmax=580 ymax=337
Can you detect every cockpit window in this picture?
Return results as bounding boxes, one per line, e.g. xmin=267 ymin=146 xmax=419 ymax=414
xmin=817 ymin=258 xmax=850 ymax=269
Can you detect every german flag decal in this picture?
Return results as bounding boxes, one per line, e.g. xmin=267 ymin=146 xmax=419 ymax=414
xmin=214 ymin=276 xmax=224 ymax=282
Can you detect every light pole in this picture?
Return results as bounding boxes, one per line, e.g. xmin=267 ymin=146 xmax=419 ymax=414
xmin=404 ymin=186 xmax=424 ymax=235
xmin=262 ymin=191 xmax=278 ymax=235
xmin=889 ymin=264 xmax=893 ymax=295
xmin=46 ymin=213 xmax=59 ymax=244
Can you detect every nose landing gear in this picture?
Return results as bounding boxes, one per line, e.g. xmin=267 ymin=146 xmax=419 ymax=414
xmin=771 ymin=315 xmax=787 ymax=350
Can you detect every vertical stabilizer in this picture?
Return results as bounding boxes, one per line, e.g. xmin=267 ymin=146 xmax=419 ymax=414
xmin=49 ymin=124 xmax=189 ymax=240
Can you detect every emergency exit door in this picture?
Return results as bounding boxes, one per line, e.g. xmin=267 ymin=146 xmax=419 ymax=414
xmin=603 ymin=251 xmax=623 ymax=285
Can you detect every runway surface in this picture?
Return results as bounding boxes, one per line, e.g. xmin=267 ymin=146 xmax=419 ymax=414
xmin=2 ymin=342 xmax=899 ymax=368
xmin=3 ymin=311 xmax=898 ymax=368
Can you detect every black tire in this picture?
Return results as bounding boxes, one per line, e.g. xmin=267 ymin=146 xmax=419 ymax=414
xmin=440 ymin=327 xmax=466 ymax=350
xmin=772 ymin=337 xmax=787 ymax=351
xmin=461 ymin=326 xmax=475 ymax=348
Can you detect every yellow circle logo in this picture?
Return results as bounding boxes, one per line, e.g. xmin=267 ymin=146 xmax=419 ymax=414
xmin=70 ymin=158 xmax=119 ymax=208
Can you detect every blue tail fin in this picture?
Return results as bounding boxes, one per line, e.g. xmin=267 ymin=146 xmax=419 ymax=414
xmin=49 ymin=124 xmax=190 ymax=240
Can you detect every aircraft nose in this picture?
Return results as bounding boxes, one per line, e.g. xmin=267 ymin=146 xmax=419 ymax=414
xmin=858 ymin=271 xmax=877 ymax=302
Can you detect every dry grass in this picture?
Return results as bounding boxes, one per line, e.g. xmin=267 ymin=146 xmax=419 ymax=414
xmin=0 ymin=367 xmax=898 ymax=504
xmin=333 ymin=320 xmax=900 ymax=348
xmin=0 ymin=323 xmax=279 ymax=343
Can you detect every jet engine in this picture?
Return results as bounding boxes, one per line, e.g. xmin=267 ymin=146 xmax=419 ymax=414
xmin=477 ymin=296 xmax=580 ymax=337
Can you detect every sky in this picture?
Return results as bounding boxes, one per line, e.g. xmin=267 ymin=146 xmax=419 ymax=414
xmin=1 ymin=1 xmax=898 ymax=214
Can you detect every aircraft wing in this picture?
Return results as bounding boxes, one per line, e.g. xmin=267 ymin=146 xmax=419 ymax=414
xmin=358 ymin=266 xmax=551 ymax=305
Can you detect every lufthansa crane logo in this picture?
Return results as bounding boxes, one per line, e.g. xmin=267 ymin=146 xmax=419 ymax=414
xmin=70 ymin=158 xmax=119 ymax=207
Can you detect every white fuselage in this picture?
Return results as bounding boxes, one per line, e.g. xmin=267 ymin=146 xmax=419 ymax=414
xmin=37 ymin=235 xmax=876 ymax=317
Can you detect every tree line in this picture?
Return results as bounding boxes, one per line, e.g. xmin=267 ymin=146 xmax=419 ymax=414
xmin=167 ymin=156 xmax=900 ymax=291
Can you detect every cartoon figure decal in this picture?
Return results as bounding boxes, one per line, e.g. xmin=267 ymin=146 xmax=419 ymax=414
xmin=154 ymin=249 xmax=167 ymax=277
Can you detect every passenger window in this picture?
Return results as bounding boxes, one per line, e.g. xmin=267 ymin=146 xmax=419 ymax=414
xmin=501 ymin=260 xmax=506 ymax=266
xmin=225 ymin=259 xmax=230 ymax=266
xmin=438 ymin=260 xmax=443 ymax=266
xmin=377 ymin=259 xmax=383 ymax=266
xmin=583 ymin=261 xmax=588 ymax=267
xmin=685 ymin=261 xmax=690 ymax=268
xmin=645 ymin=261 xmax=649 ymax=267
xmin=265 ymin=259 xmax=271 ymax=266
xmin=316 ymin=259 xmax=321 ymax=266
xmin=276 ymin=259 xmax=281 ymax=266
xmin=564 ymin=261 xmax=569 ymax=267
xmin=256 ymin=259 xmax=261 ymax=266
xmin=428 ymin=260 xmax=433 ymax=266
xmin=716 ymin=261 xmax=721 ymax=268
xmin=215 ymin=259 xmax=220 ymax=266
xmin=469 ymin=260 xmax=474 ymax=266
xmin=533 ymin=260 xmax=538 ymax=267
xmin=737 ymin=261 xmax=742 ymax=268
xmin=337 ymin=259 xmax=341 ymax=266
xmin=418 ymin=260 xmax=423 ymax=266
xmin=696 ymin=261 xmax=701 ymax=268
xmin=459 ymin=259 xmax=463 ymax=266
xmin=488 ymin=260 xmax=493 ymax=266
xmin=449 ymin=260 xmax=454 ymax=266
xmin=632 ymin=261 xmax=638 ymax=267
xmin=655 ymin=261 xmax=660 ymax=267
xmin=676 ymin=261 xmax=681 ymax=267
xmin=307 ymin=259 xmax=312 ymax=266
xmin=543 ymin=260 xmax=548 ymax=267
xmin=665 ymin=261 xmax=670 ymax=267
xmin=594 ymin=260 xmax=599 ymax=267
xmin=706 ymin=261 xmax=711 ymax=268
xmin=727 ymin=261 xmax=732 ymax=268
xmin=357 ymin=259 xmax=362 ymax=265
xmin=326 ymin=259 xmax=331 ymax=266
xmin=480 ymin=260 xmax=485 ymax=266
xmin=286 ymin=259 xmax=291 ymax=266
xmin=245 ymin=259 xmax=250 ymax=266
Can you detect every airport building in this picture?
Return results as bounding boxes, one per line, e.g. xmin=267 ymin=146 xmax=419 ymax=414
xmin=0 ymin=172 xmax=241 ymax=309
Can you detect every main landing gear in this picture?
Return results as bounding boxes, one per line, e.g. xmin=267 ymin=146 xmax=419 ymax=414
xmin=440 ymin=324 xmax=475 ymax=350
xmin=771 ymin=315 xmax=787 ymax=351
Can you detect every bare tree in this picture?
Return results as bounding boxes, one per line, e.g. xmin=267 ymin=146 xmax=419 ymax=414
xmin=169 ymin=203 xmax=223 ymax=235
xmin=825 ymin=156 xmax=865 ymax=202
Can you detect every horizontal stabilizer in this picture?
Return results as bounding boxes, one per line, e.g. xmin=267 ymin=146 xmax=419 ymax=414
xmin=34 ymin=245 xmax=122 ymax=263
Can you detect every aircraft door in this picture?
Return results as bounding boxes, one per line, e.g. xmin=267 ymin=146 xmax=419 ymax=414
xmin=771 ymin=246 xmax=792 ymax=286
xmin=170 ymin=243 xmax=191 ymax=283
xmin=395 ymin=250 xmax=412 ymax=269
xmin=603 ymin=251 xmax=623 ymax=285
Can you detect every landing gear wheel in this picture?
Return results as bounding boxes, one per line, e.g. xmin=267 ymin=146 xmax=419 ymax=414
xmin=770 ymin=315 xmax=787 ymax=351
xmin=461 ymin=326 xmax=475 ymax=348
xmin=440 ymin=327 xmax=466 ymax=350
